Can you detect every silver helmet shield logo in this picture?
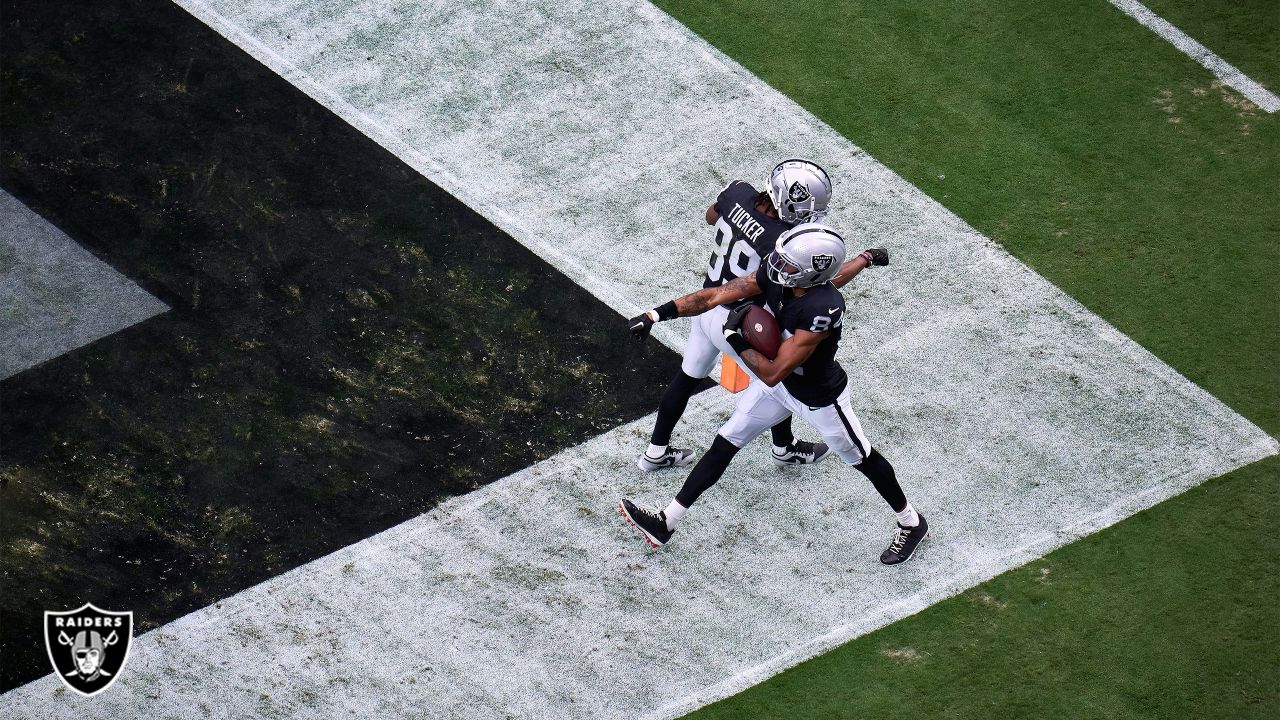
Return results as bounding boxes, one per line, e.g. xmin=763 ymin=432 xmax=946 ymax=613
xmin=811 ymin=254 xmax=834 ymax=272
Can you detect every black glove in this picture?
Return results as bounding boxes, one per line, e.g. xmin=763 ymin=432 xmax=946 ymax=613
xmin=628 ymin=311 xmax=656 ymax=342
xmin=723 ymin=303 xmax=752 ymax=335
xmin=628 ymin=301 xmax=678 ymax=342
xmin=861 ymin=248 xmax=889 ymax=267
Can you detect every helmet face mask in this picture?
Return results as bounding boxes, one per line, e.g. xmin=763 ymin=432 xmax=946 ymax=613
xmin=768 ymin=159 xmax=832 ymax=225
xmin=766 ymin=223 xmax=846 ymax=288
xmin=766 ymin=250 xmax=805 ymax=287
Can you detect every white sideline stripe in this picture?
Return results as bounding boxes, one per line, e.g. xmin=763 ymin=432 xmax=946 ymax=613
xmin=3 ymin=1 xmax=1275 ymax=718
xmin=1109 ymin=0 xmax=1280 ymax=112
xmin=0 ymin=190 xmax=167 ymax=379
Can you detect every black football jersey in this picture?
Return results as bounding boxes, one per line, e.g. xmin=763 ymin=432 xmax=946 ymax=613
xmin=703 ymin=181 xmax=790 ymax=289
xmin=754 ymin=265 xmax=849 ymax=407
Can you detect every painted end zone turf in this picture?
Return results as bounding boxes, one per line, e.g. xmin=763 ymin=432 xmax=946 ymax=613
xmin=0 ymin=0 xmax=1273 ymax=717
xmin=0 ymin=190 xmax=167 ymax=380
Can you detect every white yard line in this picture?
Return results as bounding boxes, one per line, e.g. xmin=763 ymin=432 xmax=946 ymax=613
xmin=0 ymin=190 xmax=167 ymax=379
xmin=2 ymin=1 xmax=1275 ymax=718
xmin=1108 ymin=0 xmax=1280 ymax=112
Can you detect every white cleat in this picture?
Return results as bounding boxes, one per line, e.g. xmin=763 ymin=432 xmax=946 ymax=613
xmin=637 ymin=447 xmax=696 ymax=472
xmin=771 ymin=440 xmax=832 ymax=466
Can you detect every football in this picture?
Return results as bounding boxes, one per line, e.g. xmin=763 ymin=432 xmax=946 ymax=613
xmin=740 ymin=305 xmax=781 ymax=360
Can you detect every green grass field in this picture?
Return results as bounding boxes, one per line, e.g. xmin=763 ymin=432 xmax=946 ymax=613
xmin=651 ymin=0 xmax=1280 ymax=716
xmin=1142 ymin=0 xmax=1280 ymax=91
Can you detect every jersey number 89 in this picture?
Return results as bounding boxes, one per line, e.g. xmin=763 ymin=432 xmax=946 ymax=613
xmin=707 ymin=217 xmax=760 ymax=285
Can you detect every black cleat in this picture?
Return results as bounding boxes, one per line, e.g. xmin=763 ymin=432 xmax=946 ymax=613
xmin=771 ymin=440 xmax=833 ymax=466
xmin=618 ymin=499 xmax=673 ymax=548
xmin=880 ymin=513 xmax=929 ymax=565
xmin=637 ymin=447 xmax=696 ymax=472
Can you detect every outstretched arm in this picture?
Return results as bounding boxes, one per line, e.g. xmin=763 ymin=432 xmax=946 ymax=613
xmin=833 ymin=248 xmax=889 ymax=289
xmin=628 ymin=273 xmax=761 ymax=342
xmin=674 ymin=273 xmax=760 ymax=316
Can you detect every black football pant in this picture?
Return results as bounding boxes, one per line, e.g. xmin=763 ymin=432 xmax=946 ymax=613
xmin=675 ymin=434 xmax=908 ymax=513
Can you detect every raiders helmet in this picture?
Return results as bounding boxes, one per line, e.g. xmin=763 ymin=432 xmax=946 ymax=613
xmin=766 ymin=223 xmax=846 ymax=288
xmin=767 ymin=159 xmax=832 ymax=225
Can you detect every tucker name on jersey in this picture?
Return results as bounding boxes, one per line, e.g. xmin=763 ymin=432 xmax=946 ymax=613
xmin=704 ymin=181 xmax=790 ymax=288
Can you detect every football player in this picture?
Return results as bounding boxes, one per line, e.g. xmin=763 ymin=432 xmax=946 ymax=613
xmin=629 ymin=159 xmax=835 ymax=473
xmin=622 ymin=224 xmax=929 ymax=565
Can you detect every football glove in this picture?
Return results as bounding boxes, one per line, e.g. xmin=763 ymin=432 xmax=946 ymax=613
xmin=723 ymin=303 xmax=752 ymax=334
xmin=628 ymin=311 xmax=656 ymax=342
xmin=721 ymin=304 xmax=754 ymax=356
xmin=860 ymin=248 xmax=889 ymax=267
xmin=628 ymin=301 xmax=679 ymax=342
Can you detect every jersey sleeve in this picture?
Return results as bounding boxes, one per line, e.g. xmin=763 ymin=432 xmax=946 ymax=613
xmin=754 ymin=262 xmax=771 ymax=292
xmin=754 ymin=263 xmax=785 ymax=314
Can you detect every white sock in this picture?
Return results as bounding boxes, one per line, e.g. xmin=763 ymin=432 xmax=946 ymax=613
xmin=663 ymin=499 xmax=686 ymax=530
xmin=646 ymin=443 xmax=667 ymax=459
xmin=895 ymin=502 xmax=920 ymax=528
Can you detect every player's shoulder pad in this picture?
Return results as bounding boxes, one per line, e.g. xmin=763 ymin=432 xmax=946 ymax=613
xmin=798 ymin=285 xmax=845 ymax=321
xmin=718 ymin=179 xmax=755 ymax=203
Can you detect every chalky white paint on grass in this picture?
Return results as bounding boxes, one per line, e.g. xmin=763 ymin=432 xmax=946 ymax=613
xmin=3 ymin=1 xmax=1275 ymax=718
xmin=1109 ymin=0 xmax=1280 ymax=112
xmin=0 ymin=190 xmax=167 ymax=380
